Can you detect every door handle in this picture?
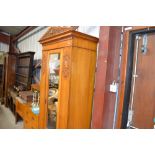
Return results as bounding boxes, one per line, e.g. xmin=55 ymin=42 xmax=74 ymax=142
xmin=133 ymin=74 xmax=138 ymax=78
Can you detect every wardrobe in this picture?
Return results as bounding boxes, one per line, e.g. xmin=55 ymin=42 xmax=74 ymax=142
xmin=39 ymin=27 xmax=98 ymax=129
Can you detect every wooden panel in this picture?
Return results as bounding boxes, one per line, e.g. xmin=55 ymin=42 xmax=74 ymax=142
xmin=28 ymin=110 xmax=39 ymax=129
xmin=7 ymin=55 xmax=17 ymax=87
xmin=56 ymin=48 xmax=71 ymax=129
xmin=92 ymin=26 xmax=122 ymax=128
xmin=40 ymin=30 xmax=98 ymax=45
xmin=42 ymin=37 xmax=98 ymax=52
xmin=72 ymin=37 xmax=98 ymax=51
xmin=102 ymin=27 xmax=122 ymax=128
xmin=68 ymin=47 xmax=96 ymax=128
xmin=91 ymin=27 xmax=110 ymax=128
xmin=39 ymin=51 xmax=49 ymax=128
xmin=16 ymin=100 xmax=26 ymax=118
xmin=42 ymin=39 xmax=72 ymax=51
xmin=25 ymin=106 xmax=30 ymax=118
xmin=24 ymin=112 xmax=39 ymax=129
xmin=3 ymin=54 xmax=17 ymax=105
xmin=24 ymin=106 xmax=31 ymax=128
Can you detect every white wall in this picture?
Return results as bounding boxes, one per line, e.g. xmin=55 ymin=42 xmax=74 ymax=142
xmin=0 ymin=42 xmax=9 ymax=53
xmin=17 ymin=26 xmax=100 ymax=60
xmin=0 ymin=51 xmax=5 ymax=64
xmin=17 ymin=27 xmax=49 ymax=60
xmin=77 ymin=26 xmax=100 ymax=38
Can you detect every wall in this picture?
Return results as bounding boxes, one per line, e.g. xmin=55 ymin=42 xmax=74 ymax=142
xmin=17 ymin=26 xmax=100 ymax=60
xmin=17 ymin=26 xmax=49 ymax=60
xmin=0 ymin=52 xmax=5 ymax=64
xmin=0 ymin=43 xmax=9 ymax=53
xmin=78 ymin=26 xmax=100 ymax=38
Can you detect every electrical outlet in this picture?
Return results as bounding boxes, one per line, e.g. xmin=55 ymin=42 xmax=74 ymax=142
xmin=110 ymin=82 xmax=118 ymax=93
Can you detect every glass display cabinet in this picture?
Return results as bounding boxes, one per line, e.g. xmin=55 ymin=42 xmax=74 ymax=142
xmin=39 ymin=27 xmax=98 ymax=129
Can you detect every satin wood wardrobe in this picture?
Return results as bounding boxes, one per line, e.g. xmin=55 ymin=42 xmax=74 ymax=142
xmin=39 ymin=28 xmax=98 ymax=129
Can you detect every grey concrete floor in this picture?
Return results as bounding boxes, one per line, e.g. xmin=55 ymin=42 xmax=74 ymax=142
xmin=0 ymin=103 xmax=23 ymax=129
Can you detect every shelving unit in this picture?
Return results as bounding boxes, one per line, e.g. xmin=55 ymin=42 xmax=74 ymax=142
xmin=15 ymin=52 xmax=35 ymax=90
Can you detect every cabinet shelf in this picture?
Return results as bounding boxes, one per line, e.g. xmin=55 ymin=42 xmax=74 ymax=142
xmin=17 ymin=65 xmax=29 ymax=68
xmin=16 ymin=73 xmax=28 ymax=78
xmin=16 ymin=80 xmax=27 ymax=86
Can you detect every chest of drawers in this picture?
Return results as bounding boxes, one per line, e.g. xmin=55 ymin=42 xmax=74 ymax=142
xmin=16 ymin=97 xmax=39 ymax=129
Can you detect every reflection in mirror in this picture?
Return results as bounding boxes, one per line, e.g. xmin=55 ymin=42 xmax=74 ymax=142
xmin=48 ymin=53 xmax=60 ymax=129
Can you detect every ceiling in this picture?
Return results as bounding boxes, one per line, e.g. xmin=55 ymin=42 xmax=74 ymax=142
xmin=0 ymin=26 xmax=27 ymax=35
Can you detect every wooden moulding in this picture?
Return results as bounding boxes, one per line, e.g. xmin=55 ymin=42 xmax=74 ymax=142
xmin=42 ymin=39 xmax=98 ymax=52
xmin=116 ymin=26 xmax=155 ymax=128
xmin=39 ymin=27 xmax=98 ymax=51
xmin=39 ymin=30 xmax=98 ymax=44
xmin=39 ymin=26 xmax=78 ymax=42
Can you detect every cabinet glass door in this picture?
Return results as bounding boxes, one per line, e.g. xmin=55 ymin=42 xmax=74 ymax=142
xmin=47 ymin=53 xmax=60 ymax=129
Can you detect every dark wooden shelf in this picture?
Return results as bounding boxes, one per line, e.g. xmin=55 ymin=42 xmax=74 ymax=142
xmin=17 ymin=65 xmax=29 ymax=68
xmin=16 ymin=73 xmax=28 ymax=78
xmin=16 ymin=80 xmax=27 ymax=86
xmin=15 ymin=52 xmax=35 ymax=90
xmin=18 ymin=55 xmax=33 ymax=59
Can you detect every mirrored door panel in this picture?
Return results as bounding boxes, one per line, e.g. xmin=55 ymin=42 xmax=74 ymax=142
xmin=47 ymin=53 xmax=60 ymax=129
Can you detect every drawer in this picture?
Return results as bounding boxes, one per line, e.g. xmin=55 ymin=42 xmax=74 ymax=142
xmin=24 ymin=118 xmax=38 ymax=129
xmin=30 ymin=122 xmax=38 ymax=129
xmin=24 ymin=119 xmax=31 ymax=129
xmin=24 ymin=108 xmax=39 ymax=129
xmin=24 ymin=107 xmax=30 ymax=118
xmin=30 ymin=114 xmax=39 ymax=128
xmin=30 ymin=112 xmax=38 ymax=122
xmin=16 ymin=101 xmax=26 ymax=117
